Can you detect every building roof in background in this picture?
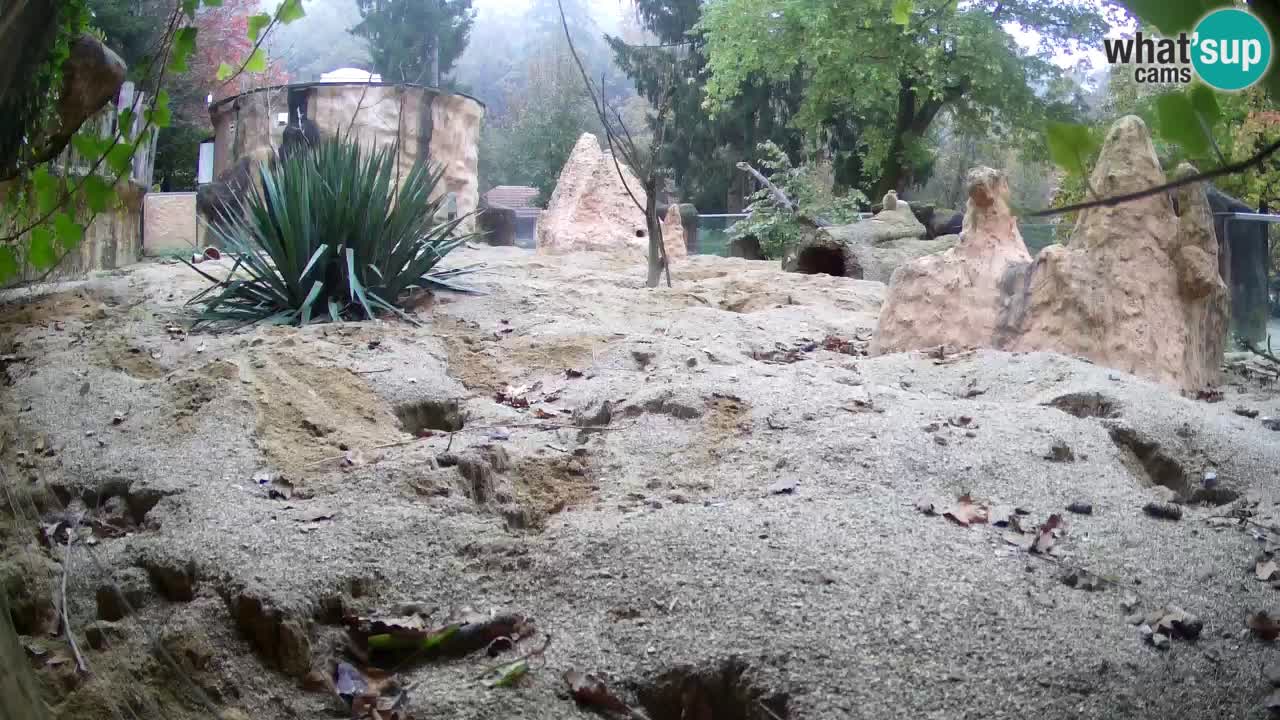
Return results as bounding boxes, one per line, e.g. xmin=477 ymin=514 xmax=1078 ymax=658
xmin=485 ymin=185 xmax=541 ymax=209
xmin=320 ymin=67 xmax=382 ymax=83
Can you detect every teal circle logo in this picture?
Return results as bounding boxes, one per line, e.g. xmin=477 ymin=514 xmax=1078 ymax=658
xmin=1192 ymin=8 xmax=1273 ymax=91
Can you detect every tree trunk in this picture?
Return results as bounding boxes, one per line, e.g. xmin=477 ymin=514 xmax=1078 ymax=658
xmin=644 ymin=175 xmax=663 ymax=288
xmin=874 ymin=75 xmax=965 ymax=198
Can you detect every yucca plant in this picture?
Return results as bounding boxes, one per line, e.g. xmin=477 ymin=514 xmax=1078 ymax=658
xmin=184 ymin=136 xmax=480 ymax=328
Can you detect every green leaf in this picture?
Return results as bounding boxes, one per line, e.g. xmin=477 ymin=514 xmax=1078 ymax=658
xmin=1118 ymin=0 xmax=1228 ymax=34
xmin=83 ymin=175 xmax=115 ymax=213
xmin=485 ymin=660 xmax=528 ymax=688
xmin=1188 ymin=84 xmax=1222 ymax=127
xmin=146 ymin=90 xmax=172 ymax=129
xmin=28 ymin=228 xmax=57 ymax=270
xmin=169 ymin=27 xmax=198 ymax=73
xmin=277 ymin=0 xmax=305 ymax=23
xmin=118 ymin=107 xmax=136 ymax=134
xmin=33 ymin=166 xmax=60 ymax=215
xmin=247 ymin=13 xmax=271 ymax=42
xmin=1155 ymin=92 xmax=1209 ymax=157
xmin=891 ymin=0 xmax=912 ymax=26
xmin=1045 ymin=122 xmax=1098 ymax=178
xmin=106 ymin=144 xmax=135 ymax=176
xmin=0 ymin=246 xmax=18 ymax=283
xmin=244 ymin=48 xmax=268 ymax=73
xmin=53 ymin=213 xmax=84 ymax=251
xmin=71 ymin=133 xmax=105 ymax=162
xmin=204 ymin=0 xmax=222 ymax=5
xmin=181 ymin=0 xmax=199 ymax=17
xmin=216 ymin=62 xmax=236 ymax=82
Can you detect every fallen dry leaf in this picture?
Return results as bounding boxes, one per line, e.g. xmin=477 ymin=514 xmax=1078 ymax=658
xmin=943 ymin=494 xmax=988 ymax=527
xmin=1259 ymin=559 xmax=1279 ymax=582
xmin=1028 ymin=514 xmax=1064 ymax=555
xmin=533 ymin=408 xmax=557 ymax=420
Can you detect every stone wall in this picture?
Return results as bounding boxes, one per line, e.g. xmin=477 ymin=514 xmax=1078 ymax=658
xmin=3 ymin=179 xmax=143 ymax=283
xmin=143 ymin=192 xmax=207 ymax=255
xmin=208 ymin=83 xmax=484 ymax=231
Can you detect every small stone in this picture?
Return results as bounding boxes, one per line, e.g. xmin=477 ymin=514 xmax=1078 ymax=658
xmin=1234 ymin=406 xmax=1260 ymax=419
xmin=1121 ymin=594 xmax=1139 ymax=613
xmin=685 ymin=357 xmax=698 ymax=368
xmin=1150 ymin=633 xmax=1170 ymax=650
xmin=1045 ymin=440 xmax=1075 ymax=463
xmin=1266 ymin=689 xmax=1280 ymax=714
xmin=933 ymin=435 xmax=948 ymax=446
xmin=1066 ymin=501 xmax=1093 ymax=515
xmin=1265 ymin=662 xmax=1280 ymax=687
xmin=1263 ymin=417 xmax=1280 ymax=432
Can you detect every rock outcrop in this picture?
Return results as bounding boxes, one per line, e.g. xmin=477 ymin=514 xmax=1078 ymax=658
xmin=872 ymin=116 xmax=1230 ymax=393
xmin=537 ymin=133 xmax=685 ymax=261
xmin=782 ymin=191 xmax=934 ymax=280
xmin=871 ymin=167 xmax=1031 ymax=354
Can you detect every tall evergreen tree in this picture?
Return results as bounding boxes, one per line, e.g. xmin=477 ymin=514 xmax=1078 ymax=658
xmin=352 ymin=0 xmax=475 ymax=85
xmin=607 ymin=0 xmax=809 ymax=211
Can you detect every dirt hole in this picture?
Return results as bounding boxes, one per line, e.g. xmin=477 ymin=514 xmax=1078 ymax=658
xmin=1106 ymin=425 xmax=1237 ymax=506
xmin=793 ymin=246 xmax=846 ymax=277
xmin=1047 ymin=391 xmax=1120 ymax=419
xmin=634 ymin=658 xmax=790 ymax=720
xmin=396 ymin=399 xmax=465 ymax=435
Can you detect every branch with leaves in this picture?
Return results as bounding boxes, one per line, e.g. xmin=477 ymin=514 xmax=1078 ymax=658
xmin=0 ymin=0 xmax=306 ymax=285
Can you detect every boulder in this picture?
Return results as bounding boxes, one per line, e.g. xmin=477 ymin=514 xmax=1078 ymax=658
xmin=871 ymin=167 xmax=1031 ymax=355
xmin=536 ymin=133 xmax=686 ymax=261
xmin=842 ymin=191 xmax=928 ymax=245
xmin=872 ymin=116 xmax=1230 ymax=393
xmin=728 ymin=236 xmax=765 ymax=260
xmin=781 ymin=224 xmax=867 ymax=278
xmin=478 ymin=205 xmax=517 ymax=247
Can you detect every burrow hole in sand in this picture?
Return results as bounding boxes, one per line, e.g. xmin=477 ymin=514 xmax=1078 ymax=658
xmin=633 ymin=659 xmax=790 ymax=720
xmin=395 ymin=399 xmax=466 ymax=436
xmin=793 ymin=246 xmax=845 ymax=277
xmin=1106 ymin=425 xmax=1239 ymax=506
xmin=1047 ymin=391 xmax=1121 ymax=419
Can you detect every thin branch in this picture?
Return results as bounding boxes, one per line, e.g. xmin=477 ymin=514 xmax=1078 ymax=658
xmin=1029 ymin=135 xmax=1280 ymax=218
xmin=60 ymin=524 xmax=89 ymax=674
xmin=736 ymin=161 xmax=797 ymax=213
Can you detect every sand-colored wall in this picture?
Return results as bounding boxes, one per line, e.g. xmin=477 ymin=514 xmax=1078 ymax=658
xmin=1 ymin=178 xmax=143 ymax=283
xmin=209 ymin=83 xmax=483 ymax=231
xmin=143 ymin=192 xmax=207 ymax=255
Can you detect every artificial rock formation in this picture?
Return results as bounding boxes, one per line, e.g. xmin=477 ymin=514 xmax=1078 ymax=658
xmin=783 ymin=193 xmax=945 ymax=281
xmin=871 ymin=167 xmax=1031 ymax=354
xmin=872 ymin=116 xmax=1230 ymax=393
xmin=537 ymin=133 xmax=686 ymax=261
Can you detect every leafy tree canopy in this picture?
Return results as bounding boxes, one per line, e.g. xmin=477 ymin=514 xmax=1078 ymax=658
xmin=353 ymin=0 xmax=475 ymax=84
xmin=698 ymin=0 xmax=1112 ymax=195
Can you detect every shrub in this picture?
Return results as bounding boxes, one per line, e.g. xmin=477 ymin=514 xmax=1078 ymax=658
xmin=727 ymin=141 xmax=868 ymax=259
xmin=185 ymin=136 xmax=478 ymax=328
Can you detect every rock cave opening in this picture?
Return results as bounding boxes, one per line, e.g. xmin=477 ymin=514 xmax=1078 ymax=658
xmin=793 ymin=246 xmax=846 ymax=277
xmin=395 ymin=399 xmax=466 ymax=435
xmin=632 ymin=659 xmax=790 ymax=720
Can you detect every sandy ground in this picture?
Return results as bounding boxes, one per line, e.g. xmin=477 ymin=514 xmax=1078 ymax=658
xmin=6 ymin=246 xmax=1280 ymax=719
